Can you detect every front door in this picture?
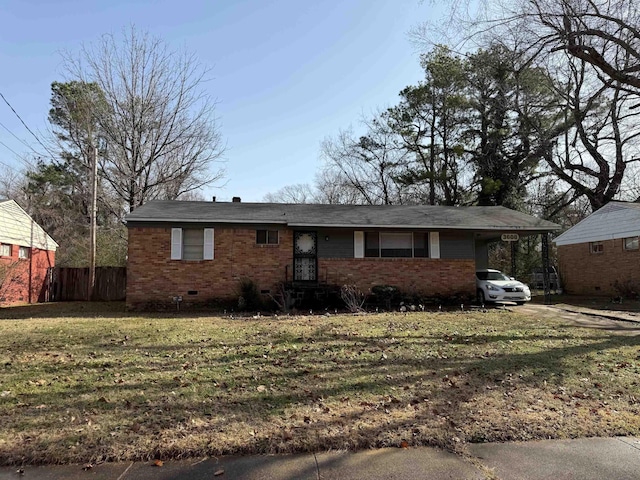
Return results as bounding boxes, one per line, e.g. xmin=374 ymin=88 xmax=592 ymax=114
xmin=293 ymin=231 xmax=317 ymax=282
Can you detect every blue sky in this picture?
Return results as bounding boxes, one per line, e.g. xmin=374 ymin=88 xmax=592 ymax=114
xmin=0 ymin=0 xmax=439 ymax=201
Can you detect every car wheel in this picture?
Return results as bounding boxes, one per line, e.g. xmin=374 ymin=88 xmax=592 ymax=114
xmin=477 ymin=289 xmax=487 ymax=305
xmin=515 ymin=301 xmax=525 ymax=305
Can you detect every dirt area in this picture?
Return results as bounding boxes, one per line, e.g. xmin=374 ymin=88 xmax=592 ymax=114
xmin=520 ymin=296 xmax=640 ymax=336
xmin=530 ymin=293 xmax=640 ymax=313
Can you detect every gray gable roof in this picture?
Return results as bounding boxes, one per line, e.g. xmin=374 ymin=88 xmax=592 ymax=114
xmin=554 ymin=201 xmax=640 ymax=246
xmin=126 ymin=200 xmax=560 ymax=233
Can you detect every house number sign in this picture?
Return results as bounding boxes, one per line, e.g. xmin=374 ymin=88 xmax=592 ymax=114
xmin=501 ymin=233 xmax=520 ymax=242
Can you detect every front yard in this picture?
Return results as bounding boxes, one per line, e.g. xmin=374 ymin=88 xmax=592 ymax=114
xmin=0 ymin=302 xmax=639 ymax=465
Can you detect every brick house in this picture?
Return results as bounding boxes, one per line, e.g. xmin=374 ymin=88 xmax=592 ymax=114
xmin=0 ymin=199 xmax=58 ymax=304
xmin=554 ymin=201 xmax=640 ymax=296
xmin=125 ymin=200 xmax=559 ymax=309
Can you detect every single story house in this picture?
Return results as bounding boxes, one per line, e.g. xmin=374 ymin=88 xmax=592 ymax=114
xmin=554 ymin=201 xmax=640 ymax=296
xmin=0 ymin=199 xmax=58 ymax=304
xmin=125 ymin=200 xmax=559 ymax=309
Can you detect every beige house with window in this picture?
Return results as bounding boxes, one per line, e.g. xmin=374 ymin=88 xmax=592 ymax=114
xmin=554 ymin=201 xmax=640 ymax=296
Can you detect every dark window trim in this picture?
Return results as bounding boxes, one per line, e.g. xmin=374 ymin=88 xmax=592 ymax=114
xmin=256 ymin=229 xmax=279 ymax=245
xmin=589 ymin=241 xmax=604 ymax=254
xmin=364 ymin=232 xmax=429 ymax=258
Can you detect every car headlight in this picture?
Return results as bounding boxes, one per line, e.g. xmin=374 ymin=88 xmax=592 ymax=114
xmin=486 ymin=284 xmax=500 ymax=291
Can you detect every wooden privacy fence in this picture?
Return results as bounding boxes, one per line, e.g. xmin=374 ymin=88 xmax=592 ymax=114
xmin=49 ymin=267 xmax=126 ymax=301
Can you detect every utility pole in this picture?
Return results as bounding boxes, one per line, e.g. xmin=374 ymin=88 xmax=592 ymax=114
xmin=88 ymin=146 xmax=98 ymax=301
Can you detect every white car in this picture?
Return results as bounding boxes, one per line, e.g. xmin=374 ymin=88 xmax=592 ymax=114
xmin=476 ymin=269 xmax=531 ymax=305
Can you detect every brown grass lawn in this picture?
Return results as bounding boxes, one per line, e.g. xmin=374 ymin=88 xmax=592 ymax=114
xmin=0 ymin=302 xmax=639 ymax=466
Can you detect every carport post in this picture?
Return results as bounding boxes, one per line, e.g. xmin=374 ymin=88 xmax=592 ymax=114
xmin=541 ymin=232 xmax=551 ymax=305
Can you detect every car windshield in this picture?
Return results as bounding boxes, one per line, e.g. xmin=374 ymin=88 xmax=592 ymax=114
xmin=477 ymin=271 xmax=511 ymax=281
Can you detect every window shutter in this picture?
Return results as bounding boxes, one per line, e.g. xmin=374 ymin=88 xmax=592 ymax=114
xmin=429 ymin=232 xmax=440 ymax=259
xmin=171 ymin=228 xmax=182 ymax=260
xmin=203 ymin=228 xmax=214 ymax=260
xmin=354 ymin=231 xmax=364 ymax=258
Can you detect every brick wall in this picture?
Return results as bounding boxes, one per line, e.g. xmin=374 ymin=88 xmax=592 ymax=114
xmin=127 ymin=227 xmax=294 ymax=309
xmin=0 ymin=246 xmax=55 ymax=304
xmin=558 ymin=239 xmax=640 ymax=296
xmin=319 ymin=258 xmax=476 ymax=297
xmin=127 ymin=226 xmax=478 ymax=309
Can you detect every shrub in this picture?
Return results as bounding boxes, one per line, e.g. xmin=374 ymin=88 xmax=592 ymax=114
xmin=237 ymin=278 xmax=263 ymax=311
xmin=613 ymin=279 xmax=640 ymax=300
xmin=370 ymin=285 xmax=401 ymax=310
xmin=340 ymin=284 xmax=367 ymax=313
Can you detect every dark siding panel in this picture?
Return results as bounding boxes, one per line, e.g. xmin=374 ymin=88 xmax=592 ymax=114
xmin=440 ymin=232 xmax=475 ymax=259
xmin=475 ymin=240 xmax=489 ymax=269
xmin=317 ymin=229 xmax=354 ymax=258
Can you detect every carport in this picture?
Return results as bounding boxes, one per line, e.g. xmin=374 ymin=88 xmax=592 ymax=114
xmin=474 ymin=224 xmax=561 ymax=303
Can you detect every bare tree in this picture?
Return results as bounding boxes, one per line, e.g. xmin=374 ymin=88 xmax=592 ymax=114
xmin=527 ymin=0 xmax=640 ymax=92
xmin=320 ymin=118 xmax=410 ymax=205
xmin=263 ymin=183 xmax=317 ymax=203
xmin=63 ymin=26 xmax=225 ymax=212
xmin=543 ymin=57 xmax=640 ymax=211
xmin=313 ymin=168 xmax=365 ymax=204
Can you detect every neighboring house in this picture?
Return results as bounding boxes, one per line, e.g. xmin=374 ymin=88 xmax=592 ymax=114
xmin=0 ymin=199 xmax=58 ymax=304
xmin=554 ymin=201 xmax=640 ymax=296
xmin=125 ymin=200 xmax=559 ymax=309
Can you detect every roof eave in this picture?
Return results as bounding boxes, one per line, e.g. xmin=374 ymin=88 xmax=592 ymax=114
xmin=126 ymin=218 xmax=289 ymax=225
xmin=126 ymin=218 xmax=559 ymax=231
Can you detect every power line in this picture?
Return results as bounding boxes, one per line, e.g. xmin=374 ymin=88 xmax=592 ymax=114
xmin=0 ymin=121 xmax=42 ymax=170
xmin=0 ymin=91 xmax=57 ymax=159
xmin=0 ymin=157 xmax=21 ymax=175
xmin=0 ymin=139 xmax=22 ymax=158
xmin=0 ymin=119 xmax=38 ymax=153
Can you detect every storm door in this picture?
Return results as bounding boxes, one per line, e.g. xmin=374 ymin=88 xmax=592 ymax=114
xmin=293 ymin=231 xmax=317 ymax=282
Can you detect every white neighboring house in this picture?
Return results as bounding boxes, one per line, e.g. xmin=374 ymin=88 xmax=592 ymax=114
xmin=554 ymin=201 xmax=640 ymax=296
xmin=0 ymin=199 xmax=58 ymax=303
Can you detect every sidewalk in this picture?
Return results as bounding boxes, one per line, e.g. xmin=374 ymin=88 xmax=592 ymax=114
xmin=1 ymin=437 xmax=638 ymax=480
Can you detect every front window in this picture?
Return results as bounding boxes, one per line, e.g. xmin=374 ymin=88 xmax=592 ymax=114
xmin=380 ymin=233 xmax=412 ymax=258
xmin=364 ymin=232 xmax=428 ymax=258
xmin=590 ymin=241 xmax=604 ymax=254
xmin=0 ymin=244 xmax=10 ymax=256
xmin=624 ymin=236 xmax=639 ymax=251
xmin=18 ymin=246 xmax=29 ymax=259
xmin=256 ymin=230 xmax=279 ymax=245
xmin=182 ymin=229 xmax=204 ymax=260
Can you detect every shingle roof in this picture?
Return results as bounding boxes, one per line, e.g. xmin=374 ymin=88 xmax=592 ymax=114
xmin=126 ymin=200 xmax=560 ymax=232
xmin=554 ymin=201 xmax=640 ymax=245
